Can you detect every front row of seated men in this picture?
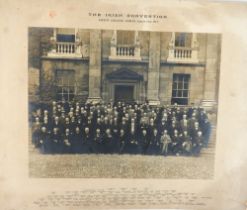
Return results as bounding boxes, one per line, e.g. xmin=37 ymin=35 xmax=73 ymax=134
xmin=32 ymin=125 xmax=206 ymax=156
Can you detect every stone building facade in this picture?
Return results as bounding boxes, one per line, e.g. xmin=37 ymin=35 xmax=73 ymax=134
xmin=28 ymin=27 xmax=221 ymax=107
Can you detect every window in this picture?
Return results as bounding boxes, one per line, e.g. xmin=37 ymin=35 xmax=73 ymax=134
xmin=57 ymin=34 xmax=75 ymax=42
xmin=175 ymin=33 xmax=191 ymax=47
xmin=117 ymin=31 xmax=135 ymax=45
xmin=56 ymin=28 xmax=76 ymax=42
xmin=109 ymin=30 xmax=141 ymax=60
xmin=171 ymin=74 xmax=190 ymax=105
xmin=56 ymin=70 xmax=75 ymax=101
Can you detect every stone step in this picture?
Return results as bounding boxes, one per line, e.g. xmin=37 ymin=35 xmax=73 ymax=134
xmin=201 ymin=151 xmax=215 ymax=154
xmin=201 ymin=153 xmax=214 ymax=155
xmin=200 ymin=154 xmax=215 ymax=158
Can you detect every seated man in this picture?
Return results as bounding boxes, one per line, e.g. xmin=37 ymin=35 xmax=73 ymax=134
xmin=125 ymin=128 xmax=140 ymax=154
xmin=139 ymin=129 xmax=149 ymax=155
xmin=83 ymin=127 xmax=92 ymax=154
xmin=102 ymin=128 xmax=114 ymax=154
xmin=92 ymin=128 xmax=104 ymax=154
xmin=72 ymin=126 xmax=83 ymax=154
xmin=181 ymin=131 xmax=193 ymax=156
xmin=39 ymin=126 xmax=51 ymax=154
xmin=119 ymin=129 xmax=127 ymax=154
xmin=62 ymin=128 xmax=73 ymax=154
xmin=147 ymin=128 xmax=161 ymax=155
xmin=170 ymin=129 xmax=181 ymax=156
xmin=202 ymin=118 xmax=211 ymax=147
xmin=32 ymin=117 xmax=41 ymax=148
xmin=160 ymin=130 xmax=172 ymax=156
xmin=192 ymin=131 xmax=204 ymax=156
xmin=50 ymin=127 xmax=62 ymax=153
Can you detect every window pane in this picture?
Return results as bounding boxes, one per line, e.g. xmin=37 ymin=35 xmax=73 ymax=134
xmin=175 ymin=33 xmax=186 ymax=47
xmin=177 ymin=90 xmax=182 ymax=97
xmin=184 ymin=82 xmax=189 ymax=89
xmin=64 ymin=94 xmax=69 ymax=101
xmin=172 ymin=82 xmax=177 ymax=89
xmin=68 ymin=76 xmax=75 ymax=85
xmin=172 ymin=90 xmax=177 ymax=97
xmin=178 ymin=82 xmax=183 ymax=89
xmin=68 ymin=87 xmax=74 ymax=94
xmin=184 ymin=75 xmax=190 ymax=82
xmin=175 ymin=33 xmax=192 ymax=47
xmin=57 ymin=87 xmax=62 ymax=93
xmin=183 ymin=90 xmax=188 ymax=97
xmin=57 ymin=34 xmax=75 ymax=42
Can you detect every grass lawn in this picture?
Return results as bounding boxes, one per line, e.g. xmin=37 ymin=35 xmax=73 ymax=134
xmin=29 ymin=153 xmax=214 ymax=179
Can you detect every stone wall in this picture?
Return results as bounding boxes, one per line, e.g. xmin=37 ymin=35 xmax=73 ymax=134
xmin=40 ymin=59 xmax=89 ymax=102
xmin=28 ymin=27 xmax=53 ymax=69
xmin=159 ymin=65 xmax=205 ymax=105
xmin=28 ymin=27 xmax=53 ymax=102
xmin=28 ymin=67 xmax=40 ymax=102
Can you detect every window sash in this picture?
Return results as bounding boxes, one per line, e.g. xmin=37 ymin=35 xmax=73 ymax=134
xmin=172 ymin=74 xmax=190 ymax=99
xmin=55 ymin=70 xmax=75 ymax=101
xmin=56 ymin=34 xmax=75 ymax=42
xmin=175 ymin=33 xmax=192 ymax=47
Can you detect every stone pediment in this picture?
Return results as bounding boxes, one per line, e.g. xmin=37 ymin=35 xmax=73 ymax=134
xmin=106 ymin=68 xmax=143 ymax=80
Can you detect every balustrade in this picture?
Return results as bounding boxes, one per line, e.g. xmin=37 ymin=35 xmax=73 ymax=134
xmin=56 ymin=42 xmax=75 ymax=54
xmin=116 ymin=45 xmax=135 ymax=56
xmin=174 ymin=47 xmax=192 ymax=59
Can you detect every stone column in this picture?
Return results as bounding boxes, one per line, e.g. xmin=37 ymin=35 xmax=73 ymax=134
xmin=75 ymin=28 xmax=82 ymax=55
xmin=147 ymin=32 xmax=161 ymax=105
xmin=201 ymin=34 xmax=220 ymax=108
xmin=191 ymin=33 xmax=199 ymax=62
xmin=50 ymin=28 xmax=57 ymax=53
xmin=110 ymin=30 xmax=117 ymax=57
xmin=134 ymin=31 xmax=141 ymax=57
xmin=87 ymin=29 xmax=102 ymax=104
xmin=167 ymin=32 xmax=175 ymax=62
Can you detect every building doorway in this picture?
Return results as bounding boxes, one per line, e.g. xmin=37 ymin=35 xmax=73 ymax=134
xmin=114 ymin=85 xmax=134 ymax=103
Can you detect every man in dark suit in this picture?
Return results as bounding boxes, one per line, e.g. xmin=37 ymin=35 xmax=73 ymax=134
xmin=32 ymin=117 xmax=41 ymax=148
xmin=83 ymin=127 xmax=92 ymax=153
xmin=38 ymin=126 xmax=50 ymax=154
xmin=202 ymin=118 xmax=211 ymax=147
xmin=72 ymin=126 xmax=83 ymax=154
xmin=147 ymin=128 xmax=160 ymax=155
xmin=103 ymin=128 xmax=114 ymax=154
xmin=92 ymin=128 xmax=103 ymax=154
xmin=192 ymin=131 xmax=204 ymax=156
xmin=170 ymin=129 xmax=181 ymax=155
xmin=119 ymin=129 xmax=127 ymax=154
xmin=62 ymin=128 xmax=73 ymax=153
xmin=50 ymin=127 xmax=62 ymax=154
xmin=139 ymin=129 xmax=149 ymax=155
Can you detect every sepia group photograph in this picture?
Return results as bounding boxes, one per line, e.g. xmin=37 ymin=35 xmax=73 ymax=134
xmin=28 ymin=27 xmax=221 ymax=179
xmin=2 ymin=0 xmax=247 ymax=210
